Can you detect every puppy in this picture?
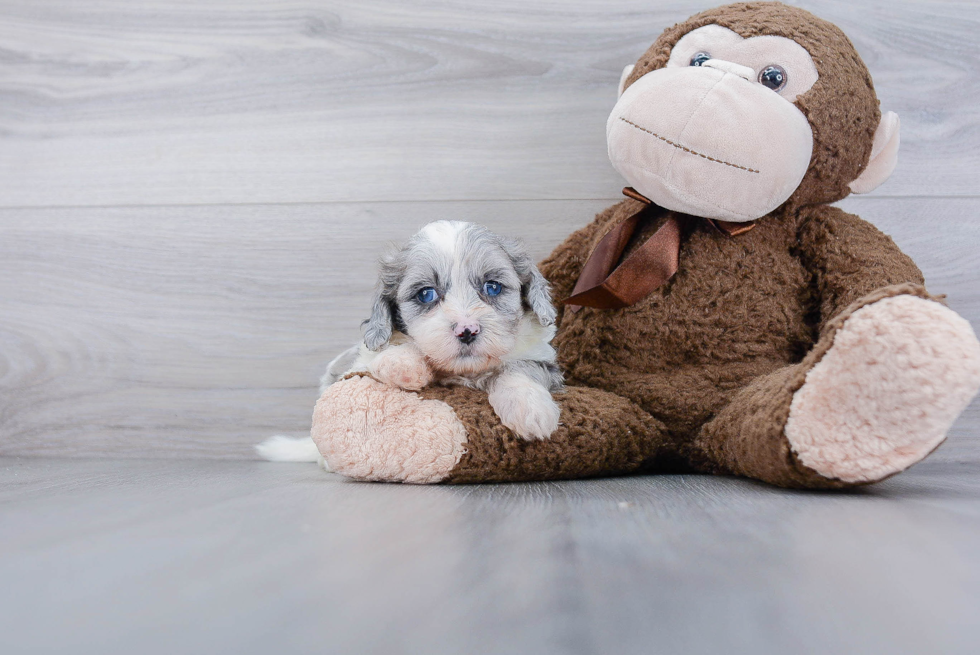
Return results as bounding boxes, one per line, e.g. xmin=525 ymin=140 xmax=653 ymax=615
xmin=256 ymin=221 xmax=563 ymax=464
xmin=325 ymin=220 xmax=563 ymax=437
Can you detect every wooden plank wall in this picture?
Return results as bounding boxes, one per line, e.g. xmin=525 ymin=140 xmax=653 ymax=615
xmin=1 ymin=0 xmax=977 ymax=458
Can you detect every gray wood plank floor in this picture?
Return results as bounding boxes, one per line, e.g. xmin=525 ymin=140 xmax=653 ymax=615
xmin=2 ymin=454 xmax=980 ymax=655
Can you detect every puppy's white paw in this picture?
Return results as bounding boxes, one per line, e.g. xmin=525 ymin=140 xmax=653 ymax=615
xmin=489 ymin=375 xmax=560 ymax=440
xmin=369 ymin=345 xmax=433 ymax=391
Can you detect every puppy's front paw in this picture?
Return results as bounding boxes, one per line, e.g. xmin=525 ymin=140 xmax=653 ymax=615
xmin=489 ymin=376 xmax=560 ymax=440
xmin=369 ymin=346 xmax=433 ymax=391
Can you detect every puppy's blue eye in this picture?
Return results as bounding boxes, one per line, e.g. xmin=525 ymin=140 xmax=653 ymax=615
xmin=416 ymin=287 xmax=438 ymax=303
xmin=483 ymin=281 xmax=502 ymax=297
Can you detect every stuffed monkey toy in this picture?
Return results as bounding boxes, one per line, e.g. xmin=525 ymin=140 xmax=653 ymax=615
xmin=311 ymin=2 xmax=980 ymax=488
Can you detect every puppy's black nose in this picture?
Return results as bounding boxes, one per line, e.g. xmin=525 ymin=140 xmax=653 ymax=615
xmin=457 ymin=328 xmax=478 ymax=345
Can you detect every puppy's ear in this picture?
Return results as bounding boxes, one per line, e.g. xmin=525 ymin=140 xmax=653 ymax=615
xmin=501 ymin=238 xmax=556 ymax=327
xmin=523 ymin=264 xmax=556 ymax=327
xmin=362 ymin=251 xmax=401 ymax=351
xmin=363 ymin=291 xmax=394 ymax=351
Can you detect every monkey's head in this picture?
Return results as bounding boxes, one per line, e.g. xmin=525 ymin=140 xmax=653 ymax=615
xmin=608 ymin=2 xmax=899 ymax=222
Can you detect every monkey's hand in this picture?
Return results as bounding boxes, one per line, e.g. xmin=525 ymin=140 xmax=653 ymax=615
xmin=368 ymin=343 xmax=433 ymax=391
xmin=489 ymin=371 xmax=561 ymax=440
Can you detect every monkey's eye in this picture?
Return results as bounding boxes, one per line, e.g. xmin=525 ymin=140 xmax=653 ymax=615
xmin=483 ymin=281 xmax=502 ymax=297
xmin=416 ymin=287 xmax=438 ymax=304
xmin=759 ymin=65 xmax=788 ymax=92
xmin=689 ymin=52 xmax=711 ymax=67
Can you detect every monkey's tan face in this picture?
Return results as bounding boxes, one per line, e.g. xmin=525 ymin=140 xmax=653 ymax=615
xmin=607 ymin=25 xmax=820 ymax=222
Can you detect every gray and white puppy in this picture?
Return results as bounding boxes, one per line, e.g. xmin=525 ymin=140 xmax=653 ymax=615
xmin=321 ymin=220 xmax=564 ymax=440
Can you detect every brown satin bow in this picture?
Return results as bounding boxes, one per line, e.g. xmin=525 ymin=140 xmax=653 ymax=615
xmin=564 ymin=188 xmax=755 ymax=311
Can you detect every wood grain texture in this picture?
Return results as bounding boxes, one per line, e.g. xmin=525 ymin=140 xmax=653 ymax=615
xmin=0 ymin=199 xmax=607 ymax=457
xmin=2 ymin=455 xmax=980 ymax=654
xmin=0 ymin=0 xmax=977 ymax=207
xmin=0 ymin=197 xmax=977 ymax=459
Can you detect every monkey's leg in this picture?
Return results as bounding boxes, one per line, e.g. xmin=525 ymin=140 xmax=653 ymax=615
xmin=694 ymin=295 xmax=980 ymax=489
xmin=312 ymin=376 xmax=668 ymax=483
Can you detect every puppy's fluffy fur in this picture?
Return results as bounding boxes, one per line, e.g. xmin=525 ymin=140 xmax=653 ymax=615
xmin=256 ymin=221 xmax=563 ymax=464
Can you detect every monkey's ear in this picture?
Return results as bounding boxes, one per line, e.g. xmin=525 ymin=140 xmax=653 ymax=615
xmin=849 ymin=111 xmax=900 ymax=194
xmin=617 ymin=64 xmax=635 ymax=98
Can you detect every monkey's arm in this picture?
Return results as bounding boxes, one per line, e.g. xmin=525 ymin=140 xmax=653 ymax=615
xmin=313 ymin=375 xmax=669 ymax=483
xmin=796 ymin=204 xmax=932 ymax=336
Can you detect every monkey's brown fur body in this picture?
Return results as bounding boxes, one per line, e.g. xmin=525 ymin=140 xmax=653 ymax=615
xmin=311 ymin=3 xmax=980 ymax=488
xmin=423 ymin=200 xmax=927 ymax=487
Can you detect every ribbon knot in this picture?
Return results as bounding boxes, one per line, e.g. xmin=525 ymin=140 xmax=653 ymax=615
xmin=564 ymin=188 xmax=754 ymax=311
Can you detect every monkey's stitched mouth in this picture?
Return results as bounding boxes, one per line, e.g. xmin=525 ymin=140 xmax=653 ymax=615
xmin=619 ymin=117 xmax=760 ymax=174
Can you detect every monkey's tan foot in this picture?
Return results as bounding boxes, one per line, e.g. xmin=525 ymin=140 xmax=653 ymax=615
xmin=786 ymin=296 xmax=980 ymax=483
xmin=311 ymin=376 xmax=466 ymax=483
xmin=368 ymin=344 xmax=433 ymax=391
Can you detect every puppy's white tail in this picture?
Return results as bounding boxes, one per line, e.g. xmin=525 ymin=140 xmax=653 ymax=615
xmin=255 ymin=435 xmax=321 ymax=462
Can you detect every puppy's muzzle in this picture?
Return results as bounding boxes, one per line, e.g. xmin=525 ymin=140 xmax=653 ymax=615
xmin=454 ymin=321 xmax=480 ymax=345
